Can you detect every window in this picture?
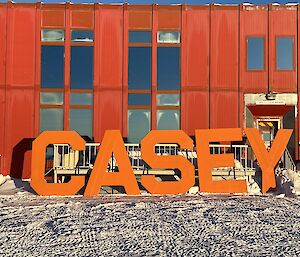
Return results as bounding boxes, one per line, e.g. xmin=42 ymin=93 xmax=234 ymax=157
xmin=128 ymin=110 xmax=150 ymax=143
xmin=128 ymin=47 xmax=152 ymax=90
xmin=41 ymin=29 xmax=64 ymax=42
xmin=129 ymin=31 xmax=152 ymax=43
xmin=157 ymin=110 xmax=180 ymax=130
xmin=70 ymin=46 xmax=94 ymax=89
xmin=41 ymin=46 xmax=64 ymax=88
xmin=71 ymin=30 xmax=94 ymax=42
xmin=157 ymin=47 xmax=180 ymax=90
xmin=40 ymin=92 xmax=64 ymax=105
xmin=40 ymin=108 xmax=64 ymax=132
xmin=128 ymin=94 xmax=151 ymax=106
xmin=157 ymin=31 xmax=180 ymax=43
xmin=247 ymin=37 xmax=264 ymax=70
xmin=70 ymin=109 xmax=93 ymax=139
xmin=276 ymin=37 xmax=293 ymax=70
xmin=70 ymin=93 xmax=93 ymax=105
xmin=157 ymin=94 xmax=180 ymax=106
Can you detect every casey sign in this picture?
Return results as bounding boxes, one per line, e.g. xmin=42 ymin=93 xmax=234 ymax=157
xmin=30 ymin=128 xmax=292 ymax=196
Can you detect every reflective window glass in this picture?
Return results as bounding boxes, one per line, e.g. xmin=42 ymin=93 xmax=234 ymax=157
xmin=70 ymin=93 xmax=93 ymax=105
xmin=157 ymin=110 xmax=180 ymax=130
xmin=157 ymin=94 xmax=180 ymax=106
xmin=157 ymin=47 xmax=180 ymax=90
xmin=128 ymin=109 xmax=150 ymax=143
xmin=276 ymin=37 xmax=293 ymax=70
xmin=70 ymin=46 xmax=94 ymax=89
xmin=247 ymin=37 xmax=264 ymax=70
xmin=70 ymin=109 xmax=93 ymax=138
xmin=41 ymin=46 xmax=64 ymax=88
xmin=71 ymin=30 xmax=94 ymax=42
xmin=128 ymin=94 xmax=151 ymax=106
xmin=40 ymin=108 xmax=64 ymax=132
xmin=157 ymin=31 xmax=180 ymax=43
xmin=40 ymin=92 xmax=64 ymax=105
xmin=128 ymin=47 xmax=151 ymax=90
xmin=41 ymin=30 xmax=64 ymax=42
xmin=129 ymin=31 xmax=152 ymax=43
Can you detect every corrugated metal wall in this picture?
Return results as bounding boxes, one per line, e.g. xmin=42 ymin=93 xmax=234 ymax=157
xmin=0 ymin=3 xmax=299 ymax=178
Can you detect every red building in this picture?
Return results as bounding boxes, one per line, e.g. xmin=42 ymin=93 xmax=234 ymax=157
xmin=0 ymin=2 xmax=299 ymax=178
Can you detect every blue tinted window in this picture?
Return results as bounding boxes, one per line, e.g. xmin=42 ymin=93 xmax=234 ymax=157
xmin=247 ymin=37 xmax=264 ymax=70
xmin=71 ymin=30 xmax=94 ymax=42
xmin=70 ymin=46 xmax=94 ymax=89
xmin=128 ymin=47 xmax=151 ymax=90
xmin=276 ymin=37 xmax=293 ymax=70
xmin=128 ymin=94 xmax=151 ymax=106
xmin=40 ymin=108 xmax=64 ymax=132
xmin=129 ymin=31 xmax=152 ymax=43
xmin=157 ymin=110 xmax=180 ymax=130
xmin=157 ymin=47 xmax=180 ymax=90
xmin=128 ymin=109 xmax=150 ymax=143
xmin=70 ymin=109 xmax=93 ymax=138
xmin=41 ymin=46 xmax=64 ymax=88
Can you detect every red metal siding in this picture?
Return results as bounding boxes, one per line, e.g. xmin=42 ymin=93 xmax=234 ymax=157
xmin=270 ymin=5 xmax=297 ymax=93
xmin=41 ymin=4 xmax=65 ymax=28
xmin=181 ymin=6 xmax=209 ymax=135
xmin=128 ymin=5 xmax=152 ymax=30
xmin=70 ymin=4 xmax=94 ymax=29
xmin=157 ymin=5 xmax=181 ymax=30
xmin=4 ymin=3 xmax=36 ymax=178
xmin=0 ymin=4 xmax=7 ymax=174
xmin=240 ymin=5 xmax=268 ymax=93
xmin=95 ymin=5 xmax=123 ymax=141
xmin=210 ymin=6 xmax=239 ymax=128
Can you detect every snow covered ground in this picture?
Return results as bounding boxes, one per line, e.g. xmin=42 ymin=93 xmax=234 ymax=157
xmin=0 ymin=178 xmax=300 ymax=257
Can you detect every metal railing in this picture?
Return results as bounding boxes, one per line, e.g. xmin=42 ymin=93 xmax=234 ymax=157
xmin=50 ymin=143 xmax=255 ymax=182
xmin=282 ymin=148 xmax=296 ymax=172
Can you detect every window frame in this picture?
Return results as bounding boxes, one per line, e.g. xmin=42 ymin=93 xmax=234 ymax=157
xmin=246 ymin=36 xmax=265 ymax=72
xmin=275 ymin=35 xmax=295 ymax=72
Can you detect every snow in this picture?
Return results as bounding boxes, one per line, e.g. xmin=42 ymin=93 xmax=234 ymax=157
xmin=0 ymin=178 xmax=300 ymax=256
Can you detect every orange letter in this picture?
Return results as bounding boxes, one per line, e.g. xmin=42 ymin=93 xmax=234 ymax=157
xmin=245 ymin=128 xmax=292 ymax=193
xmin=84 ymin=130 xmax=140 ymax=196
xmin=30 ymin=131 xmax=86 ymax=196
xmin=195 ymin=128 xmax=247 ymax=193
xmin=141 ymin=130 xmax=195 ymax=194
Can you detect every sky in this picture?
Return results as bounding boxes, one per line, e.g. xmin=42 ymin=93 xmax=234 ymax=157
xmin=0 ymin=0 xmax=299 ymax=4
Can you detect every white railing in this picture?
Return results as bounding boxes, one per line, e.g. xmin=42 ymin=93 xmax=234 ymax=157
xmin=50 ymin=143 xmax=255 ymax=182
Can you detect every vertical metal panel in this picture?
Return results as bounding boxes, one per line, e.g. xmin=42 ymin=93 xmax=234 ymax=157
xmin=151 ymin=4 xmax=157 ymax=130
xmin=95 ymin=4 xmax=123 ymax=141
xmin=210 ymin=91 xmax=239 ymax=129
xmin=181 ymin=5 xmax=209 ymax=135
xmin=70 ymin=4 xmax=94 ymax=29
xmin=210 ymin=6 xmax=239 ymax=128
xmin=41 ymin=4 xmax=65 ymax=28
xmin=0 ymin=4 xmax=7 ymax=175
xmin=4 ymin=3 xmax=36 ymax=178
xmin=157 ymin=5 xmax=181 ymax=30
xmin=240 ymin=5 xmax=268 ymax=93
xmin=122 ymin=4 xmax=128 ymax=138
xmin=64 ymin=3 xmax=70 ymax=131
xmin=270 ymin=5 xmax=297 ymax=93
xmin=128 ymin=5 xmax=152 ymax=30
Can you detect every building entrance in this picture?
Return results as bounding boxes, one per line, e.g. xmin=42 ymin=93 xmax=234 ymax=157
xmin=256 ymin=118 xmax=281 ymax=148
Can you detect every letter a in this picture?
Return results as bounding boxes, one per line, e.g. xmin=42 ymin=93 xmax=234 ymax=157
xmin=84 ymin=130 xmax=140 ymax=196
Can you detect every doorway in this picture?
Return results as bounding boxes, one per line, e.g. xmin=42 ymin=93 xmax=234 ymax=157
xmin=256 ymin=118 xmax=282 ymax=148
